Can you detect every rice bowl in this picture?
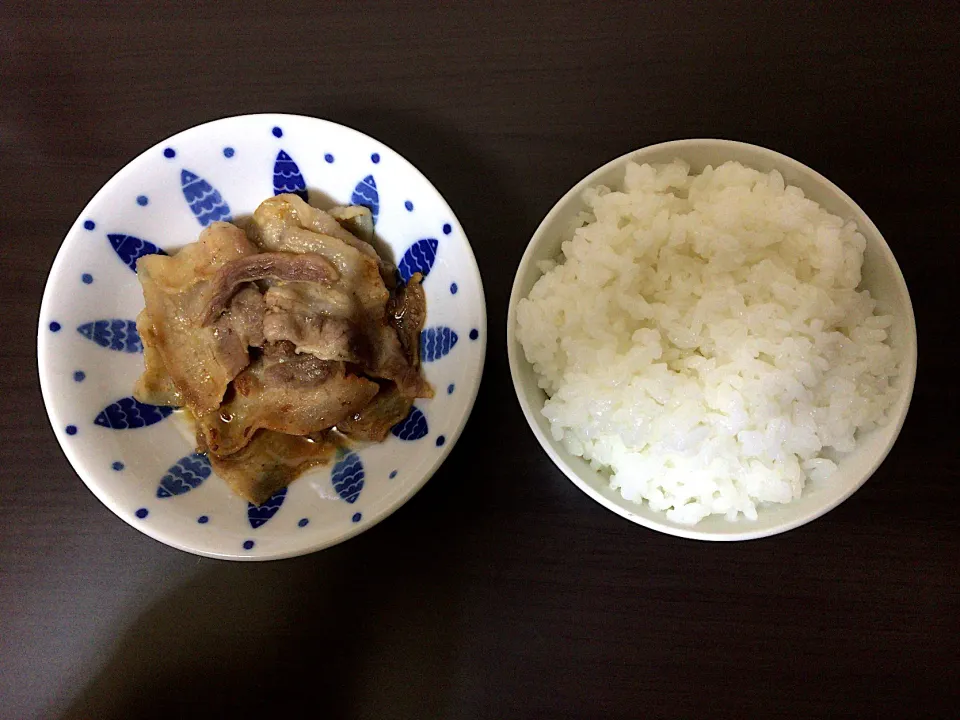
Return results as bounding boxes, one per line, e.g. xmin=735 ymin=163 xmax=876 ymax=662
xmin=507 ymin=140 xmax=916 ymax=540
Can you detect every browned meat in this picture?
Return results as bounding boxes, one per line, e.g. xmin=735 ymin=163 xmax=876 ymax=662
xmin=214 ymin=285 xmax=266 ymax=349
xmin=201 ymin=252 xmax=339 ymax=325
xmin=388 ymin=272 xmax=427 ymax=368
xmin=132 ymin=310 xmax=184 ymax=407
xmin=261 ymin=286 xmax=429 ymax=397
xmin=135 ymin=278 xmax=265 ymax=408
xmin=337 ymin=383 xmax=414 ymax=442
xmin=261 ymin=283 xmax=368 ymax=363
xmin=251 ymin=194 xmax=381 ymax=259
xmin=264 ymin=312 xmax=370 ymax=365
xmin=250 ymin=195 xmax=392 ymax=308
xmin=203 ymin=430 xmax=338 ymax=505
xmin=136 ymin=222 xmax=259 ymax=414
xmin=369 ymin=320 xmax=433 ymax=398
xmin=134 ymin=195 xmax=431 ymax=506
xmin=371 ymin=271 xmax=432 ymax=398
xmin=329 ymin=204 xmax=375 ymax=243
xmin=248 ymin=195 xmax=430 ymax=397
xmin=196 ymin=341 xmax=379 ymax=456
xmin=262 ymin=282 xmax=357 ymax=322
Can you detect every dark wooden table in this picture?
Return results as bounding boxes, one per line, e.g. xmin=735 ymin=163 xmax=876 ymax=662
xmin=2 ymin=2 xmax=957 ymax=718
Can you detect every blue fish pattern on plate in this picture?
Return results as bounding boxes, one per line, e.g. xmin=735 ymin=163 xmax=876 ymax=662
xmin=108 ymin=234 xmax=166 ymax=272
xmin=157 ymin=453 xmax=212 ymax=498
xmin=94 ymin=397 xmax=173 ymax=430
xmin=273 ymin=150 xmax=308 ymax=202
xmin=37 ymin=117 xmax=488 ymax=558
xmin=420 ymin=326 xmax=458 ymax=362
xmin=331 ymin=451 xmax=364 ymax=504
xmin=391 ymin=406 xmax=428 ymax=441
xmin=181 ymin=170 xmax=231 ymax=226
xmin=77 ymin=319 xmax=143 ymax=353
xmin=248 ymin=488 xmax=287 ymax=528
xmin=398 ymin=239 xmax=438 ymax=282
xmin=350 ymin=175 xmax=379 ymax=224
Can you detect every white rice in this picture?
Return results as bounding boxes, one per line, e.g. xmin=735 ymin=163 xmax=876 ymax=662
xmin=516 ymin=160 xmax=901 ymax=524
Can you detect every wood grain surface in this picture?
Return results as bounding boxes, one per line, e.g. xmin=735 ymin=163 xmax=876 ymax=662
xmin=1 ymin=2 xmax=957 ymax=718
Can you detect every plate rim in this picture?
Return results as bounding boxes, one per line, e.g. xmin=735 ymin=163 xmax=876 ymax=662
xmin=37 ymin=112 xmax=488 ymax=560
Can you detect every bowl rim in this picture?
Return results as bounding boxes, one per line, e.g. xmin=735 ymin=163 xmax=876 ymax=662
xmin=37 ymin=112 xmax=488 ymax=560
xmin=506 ymin=138 xmax=917 ymax=541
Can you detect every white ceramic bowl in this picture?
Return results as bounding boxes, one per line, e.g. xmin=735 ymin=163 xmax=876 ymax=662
xmin=39 ymin=114 xmax=486 ymax=560
xmin=507 ymin=139 xmax=917 ymax=540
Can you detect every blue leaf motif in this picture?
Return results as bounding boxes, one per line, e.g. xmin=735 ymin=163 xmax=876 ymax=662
xmin=398 ymin=239 xmax=438 ymax=282
xmin=350 ymin=175 xmax=379 ymax=224
xmin=420 ymin=326 xmax=459 ymax=362
xmin=248 ymin=488 xmax=288 ymax=528
xmin=157 ymin=453 xmax=211 ymax=498
xmin=108 ymin=233 xmax=166 ymax=272
xmin=331 ymin=451 xmax=364 ymax=504
xmin=94 ymin=397 xmax=173 ymax=430
xmin=273 ymin=150 xmax=308 ymax=202
xmin=391 ymin=406 xmax=428 ymax=441
xmin=77 ymin=319 xmax=143 ymax=353
xmin=181 ymin=169 xmax=232 ymax=226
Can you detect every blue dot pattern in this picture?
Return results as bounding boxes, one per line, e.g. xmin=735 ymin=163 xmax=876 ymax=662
xmin=108 ymin=234 xmax=166 ymax=272
xmin=157 ymin=453 xmax=212 ymax=498
xmin=391 ymin=406 xmax=429 ymax=441
xmin=398 ymin=239 xmax=438 ymax=282
xmin=331 ymin=452 xmax=365 ymax=504
xmin=77 ymin=319 xmax=143 ymax=353
xmin=248 ymin=488 xmax=288 ymax=528
xmin=273 ymin=150 xmax=308 ymax=202
xmin=94 ymin=397 xmax=173 ymax=429
xmin=420 ymin=327 xmax=459 ymax=362
xmin=181 ymin=170 xmax=231 ymax=226
xmin=46 ymin=128 xmax=485 ymax=547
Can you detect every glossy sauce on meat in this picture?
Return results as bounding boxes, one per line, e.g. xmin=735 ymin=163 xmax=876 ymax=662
xmin=134 ymin=195 xmax=430 ymax=505
xmin=135 ymin=223 xmax=259 ymax=414
xmin=196 ymin=342 xmax=379 ymax=456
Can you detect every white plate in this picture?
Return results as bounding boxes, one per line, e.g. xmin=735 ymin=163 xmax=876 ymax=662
xmin=38 ymin=114 xmax=486 ymax=560
xmin=507 ymin=139 xmax=917 ymax=540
